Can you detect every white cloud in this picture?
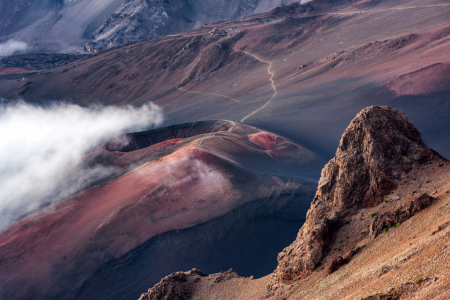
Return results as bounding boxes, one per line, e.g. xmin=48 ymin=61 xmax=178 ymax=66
xmin=0 ymin=101 xmax=163 ymax=229
xmin=0 ymin=40 xmax=28 ymax=56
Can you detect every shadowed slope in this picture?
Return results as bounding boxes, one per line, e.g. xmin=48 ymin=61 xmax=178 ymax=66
xmin=138 ymin=106 xmax=450 ymax=300
xmin=0 ymin=120 xmax=323 ymax=300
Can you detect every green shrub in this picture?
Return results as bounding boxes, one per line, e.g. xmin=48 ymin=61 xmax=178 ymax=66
xmin=416 ymin=278 xmax=423 ymax=284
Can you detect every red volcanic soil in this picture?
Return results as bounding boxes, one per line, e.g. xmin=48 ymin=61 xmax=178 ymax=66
xmin=0 ymin=66 xmax=29 ymax=74
xmin=249 ymin=132 xmax=279 ymax=150
xmin=0 ymin=120 xmax=322 ymax=300
xmin=386 ymin=62 xmax=450 ymax=96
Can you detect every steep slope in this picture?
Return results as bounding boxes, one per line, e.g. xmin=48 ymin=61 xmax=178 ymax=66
xmin=138 ymin=106 xmax=450 ymax=300
xmin=0 ymin=0 xmax=301 ymax=53
xmin=275 ymin=106 xmax=432 ymax=280
xmin=0 ymin=120 xmax=323 ymax=300
xmin=3 ymin=0 xmax=450 ymax=159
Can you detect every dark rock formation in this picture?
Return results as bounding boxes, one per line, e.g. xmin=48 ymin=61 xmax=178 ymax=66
xmin=362 ymin=293 xmax=402 ymax=300
xmin=138 ymin=269 xmax=240 ymax=300
xmin=370 ymin=193 xmax=433 ymax=237
xmin=84 ymin=0 xmax=302 ymax=52
xmin=327 ymin=246 xmax=360 ymax=274
xmin=0 ymin=53 xmax=88 ymax=70
xmin=85 ymin=0 xmax=170 ymax=53
xmin=275 ymin=106 xmax=436 ymax=280
xmin=138 ymin=269 xmax=207 ymax=300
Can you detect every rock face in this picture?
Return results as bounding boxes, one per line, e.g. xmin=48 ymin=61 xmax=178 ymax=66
xmin=85 ymin=0 xmax=170 ymax=53
xmin=276 ymin=106 xmax=435 ymax=280
xmin=138 ymin=269 xmax=208 ymax=300
xmin=84 ymin=0 xmax=301 ymax=52
xmin=138 ymin=269 xmax=240 ymax=300
xmin=1 ymin=0 xmax=299 ymax=54
xmin=370 ymin=193 xmax=433 ymax=237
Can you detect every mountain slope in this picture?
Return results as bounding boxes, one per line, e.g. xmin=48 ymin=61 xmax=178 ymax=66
xmin=0 ymin=0 xmax=300 ymax=53
xmin=2 ymin=0 xmax=449 ymax=159
xmin=0 ymin=121 xmax=323 ymax=300
xmin=138 ymin=106 xmax=450 ymax=300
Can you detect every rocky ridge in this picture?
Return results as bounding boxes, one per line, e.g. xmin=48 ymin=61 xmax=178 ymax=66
xmin=274 ymin=106 xmax=443 ymax=281
xmin=138 ymin=269 xmax=240 ymax=300
xmin=84 ymin=0 xmax=301 ymax=52
xmin=137 ymin=106 xmax=450 ymax=299
xmin=85 ymin=0 xmax=170 ymax=53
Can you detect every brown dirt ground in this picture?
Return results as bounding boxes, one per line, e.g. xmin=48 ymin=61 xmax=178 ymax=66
xmin=190 ymin=159 xmax=450 ymax=299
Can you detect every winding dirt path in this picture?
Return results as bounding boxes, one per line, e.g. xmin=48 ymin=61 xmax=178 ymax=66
xmin=227 ymin=120 xmax=236 ymax=133
xmin=236 ymin=50 xmax=277 ymax=122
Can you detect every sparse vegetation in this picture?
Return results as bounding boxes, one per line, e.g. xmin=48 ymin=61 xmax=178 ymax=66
xmin=438 ymin=163 xmax=443 ymax=167
xmin=426 ymin=180 xmax=430 ymax=183
xmin=370 ymin=212 xmax=378 ymax=219
xmin=416 ymin=278 xmax=423 ymax=284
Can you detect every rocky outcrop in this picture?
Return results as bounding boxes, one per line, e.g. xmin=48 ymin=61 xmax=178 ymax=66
xmin=84 ymin=0 xmax=302 ymax=52
xmin=275 ymin=106 xmax=435 ymax=280
xmin=85 ymin=0 xmax=169 ymax=53
xmin=327 ymin=246 xmax=361 ymax=274
xmin=138 ymin=269 xmax=207 ymax=300
xmin=138 ymin=269 xmax=240 ymax=300
xmin=370 ymin=193 xmax=433 ymax=237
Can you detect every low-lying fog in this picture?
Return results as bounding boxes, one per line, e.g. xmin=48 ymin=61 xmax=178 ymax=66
xmin=0 ymin=100 xmax=163 ymax=230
